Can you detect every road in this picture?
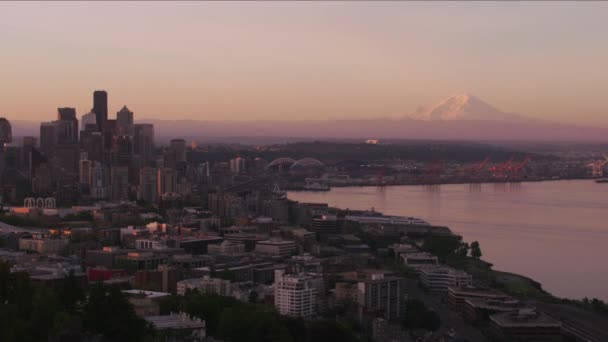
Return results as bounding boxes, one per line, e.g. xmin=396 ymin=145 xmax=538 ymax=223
xmin=404 ymin=279 xmax=487 ymax=342
xmin=0 ymin=220 xmax=42 ymax=234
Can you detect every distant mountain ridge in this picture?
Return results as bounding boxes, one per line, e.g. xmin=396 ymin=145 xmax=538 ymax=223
xmin=4 ymin=93 xmax=608 ymax=142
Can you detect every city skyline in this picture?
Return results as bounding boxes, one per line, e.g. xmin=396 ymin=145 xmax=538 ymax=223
xmin=2 ymin=2 xmax=608 ymax=125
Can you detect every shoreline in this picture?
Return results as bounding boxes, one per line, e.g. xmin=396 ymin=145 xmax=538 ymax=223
xmin=288 ymin=176 xmax=595 ymax=191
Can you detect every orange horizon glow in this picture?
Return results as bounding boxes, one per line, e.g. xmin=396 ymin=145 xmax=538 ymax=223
xmin=1 ymin=1 xmax=607 ymax=125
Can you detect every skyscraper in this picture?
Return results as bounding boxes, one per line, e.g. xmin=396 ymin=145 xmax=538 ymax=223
xmin=157 ymin=167 xmax=177 ymax=196
xmin=81 ymin=110 xmax=97 ymax=131
xmin=39 ymin=122 xmax=58 ymax=158
xmin=57 ymin=107 xmax=79 ymax=143
xmin=139 ymin=166 xmax=158 ymax=203
xmin=93 ymin=90 xmax=108 ymax=131
xmin=116 ymin=105 xmax=134 ymax=135
xmin=110 ymin=166 xmax=129 ymax=202
xmin=134 ymin=124 xmax=155 ymax=166
xmin=170 ymin=139 xmax=186 ymax=163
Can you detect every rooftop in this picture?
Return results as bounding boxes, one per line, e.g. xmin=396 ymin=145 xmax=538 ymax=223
xmin=490 ymin=309 xmax=561 ymax=328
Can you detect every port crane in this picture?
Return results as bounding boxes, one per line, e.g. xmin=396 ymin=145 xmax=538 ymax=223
xmin=489 ymin=156 xmax=515 ymax=178
xmin=466 ymin=156 xmax=491 ymax=176
xmin=587 ymin=154 xmax=608 ymax=178
xmin=507 ymin=157 xmax=531 ymax=178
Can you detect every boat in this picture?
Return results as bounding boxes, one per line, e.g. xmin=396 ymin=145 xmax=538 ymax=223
xmin=303 ymin=182 xmax=330 ymax=191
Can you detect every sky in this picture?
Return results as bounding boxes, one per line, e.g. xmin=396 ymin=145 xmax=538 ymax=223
xmin=1 ymin=1 xmax=607 ymax=125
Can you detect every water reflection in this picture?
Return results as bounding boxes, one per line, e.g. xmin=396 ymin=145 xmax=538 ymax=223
xmin=288 ymin=180 xmax=608 ymax=300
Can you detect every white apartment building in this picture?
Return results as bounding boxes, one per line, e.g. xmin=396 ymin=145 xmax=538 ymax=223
xmin=273 ymin=270 xmax=318 ymax=318
xmin=419 ymin=266 xmax=473 ymax=291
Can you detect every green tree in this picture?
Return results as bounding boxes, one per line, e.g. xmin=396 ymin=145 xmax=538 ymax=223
xmin=83 ymin=283 xmax=150 ymax=342
xmin=58 ymin=270 xmax=85 ymax=313
xmin=470 ymin=241 xmax=482 ymax=259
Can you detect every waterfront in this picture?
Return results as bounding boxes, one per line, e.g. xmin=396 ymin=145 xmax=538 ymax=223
xmin=288 ymin=179 xmax=608 ymax=301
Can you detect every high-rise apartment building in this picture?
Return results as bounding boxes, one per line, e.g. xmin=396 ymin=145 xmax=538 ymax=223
xmin=274 ymin=270 xmax=318 ymax=318
xmin=93 ymin=90 xmax=108 ymax=131
xmin=229 ymin=157 xmax=246 ymax=174
xmin=357 ymin=272 xmax=405 ymax=321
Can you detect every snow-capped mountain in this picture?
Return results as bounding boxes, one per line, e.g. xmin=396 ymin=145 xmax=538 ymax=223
xmin=408 ymin=93 xmax=523 ymax=121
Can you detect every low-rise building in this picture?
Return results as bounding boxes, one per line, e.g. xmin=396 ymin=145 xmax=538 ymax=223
xmin=145 ymin=312 xmax=206 ymax=341
xmin=255 ymin=238 xmax=296 ymax=257
xmin=400 ymin=252 xmax=439 ymax=270
xmin=177 ymin=276 xmax=233 ymax=296
xmin=123 ymin=290 xmax=171 ymax=317
xmin=464 ymin=297 xmax=528 ymax=325
xmin=19 ymin=237 xmax=69 ymax=254
xmin=207 ymin=240 xmax=245 ymax=255
xmin=419 ymin=266 xmax=472 ymax=291
xmin=116 ymin=251 xmax=168 ymax=271
xmin=447 ymin=286 xmax=509 ymax=311
xmin=135 ymin=239 xmax=168 ymax=250
xmin=489 ymin=308 xmax=562 ymax=341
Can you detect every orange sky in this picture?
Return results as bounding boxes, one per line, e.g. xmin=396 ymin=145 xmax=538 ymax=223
xmin=1 ymin=1 xmax=607 ymax=125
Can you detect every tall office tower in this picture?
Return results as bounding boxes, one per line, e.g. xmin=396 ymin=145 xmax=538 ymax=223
xmin=229 ymin=157 xmax=246 ymax=174
xmin=102 ymin=119 xmax=117 ymax=163
xmin=138 ymin=166 xmax=158 ymax=203
xmin=89 ymin=161 xmax=107 ymax=199
xmin=32 ymin=162 xmax=53 ymax=196
xmin=57 ymin=107 xmax=79 ymax=142
xmin=81 ymin=110 xmax=97 ymax=130
xmin=134 ymin=124 xmax=155 ymax=166
xmin=273 ymin=270 xmax=318 ymax=318
xmin=116 ymin=105 xmax=134 ymax=135
xmin=111 ymin=135 xmax=133 ymax=167
xmin=0 ymin=118 xmax=12 ymax=147
xmin=54 ymin=143 xmax=80 ymax=174
xmin=79 ymin=158 xmax=91 ymax=187
xmin=93 ymin=90 xmax=108 ymax=131
xmin=80 ymin=131 xmax=104 ymax=163
xmin=170 ymin=139 xmax=186 ymax=163
xmin=39 ymin=122 xmax=58 ymax=158
xmin=22 ymin=136 xmax=36 ymax=148
xmin=110 ymin=166 xmax=129 ymax=202
xmin=21 ymin=136 xmax=37 ymax=174
xmin=157 ymin=167 xmax=177 ymax=196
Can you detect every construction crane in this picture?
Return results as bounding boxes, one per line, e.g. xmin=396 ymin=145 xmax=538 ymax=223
xmin=587 ymin=154 xmax=608 ymax=178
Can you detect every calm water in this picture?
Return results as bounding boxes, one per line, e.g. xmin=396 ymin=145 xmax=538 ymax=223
xmin=288 ymin=180 xmax=608 ymax=301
